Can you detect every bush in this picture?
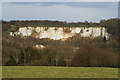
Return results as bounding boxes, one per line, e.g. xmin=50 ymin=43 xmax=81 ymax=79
xmin=5 ymin=56 xmax=17 ymax=66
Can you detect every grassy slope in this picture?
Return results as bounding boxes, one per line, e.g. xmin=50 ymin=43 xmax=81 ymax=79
xmin=2 ymin=66 xmax=118 ymax=78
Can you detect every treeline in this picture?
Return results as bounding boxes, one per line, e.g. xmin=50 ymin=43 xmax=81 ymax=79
xmin=2 ymin=20 xmax=99 ymax=32
xmin=2 ymin=33 xmax=118 ymax=67
xmin=99 ymin=18 xmax=118 ymax=40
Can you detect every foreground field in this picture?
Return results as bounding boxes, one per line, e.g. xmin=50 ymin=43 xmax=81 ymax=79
xmin=2 ymin=66 xmax=118 ymax=78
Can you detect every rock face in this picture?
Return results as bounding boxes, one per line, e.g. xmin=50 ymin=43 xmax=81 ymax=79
xmin=35 ymin=45 xmax=45 ymax=49
xmin=10 ymin=27 xmax=110 ymax=40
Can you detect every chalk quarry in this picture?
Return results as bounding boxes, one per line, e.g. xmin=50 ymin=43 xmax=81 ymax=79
xmin=10 ymin=27 xmax=110 ymax=40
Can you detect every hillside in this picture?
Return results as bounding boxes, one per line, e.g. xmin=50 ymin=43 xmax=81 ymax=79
xmin=2 ymin=18 xmax=119 ymax=67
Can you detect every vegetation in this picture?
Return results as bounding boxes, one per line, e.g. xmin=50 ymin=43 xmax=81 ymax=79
xmin=2 ymin=34 xmax=118 ymax=67
xmin=100 ymin=18 xmax=118 ymax=40
xmin=2 ymin=20 xmax=99 ymax=32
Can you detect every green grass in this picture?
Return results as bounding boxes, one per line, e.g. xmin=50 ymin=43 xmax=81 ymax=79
xmin=2 ymin=66 xmax=118 ymax=78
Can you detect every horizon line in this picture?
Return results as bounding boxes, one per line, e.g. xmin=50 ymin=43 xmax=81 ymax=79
xmin=2 ymin=18 xmax=118 ymax=23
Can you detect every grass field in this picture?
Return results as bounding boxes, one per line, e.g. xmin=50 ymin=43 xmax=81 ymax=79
xmin=2 ymin=66 xmax=118 ymax=78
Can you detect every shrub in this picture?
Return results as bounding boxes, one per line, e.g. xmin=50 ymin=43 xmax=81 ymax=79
xmin=5 ymin=56 xmax=17 ymax=66
xmin=63 ymin=28 xmax=71 ymax=33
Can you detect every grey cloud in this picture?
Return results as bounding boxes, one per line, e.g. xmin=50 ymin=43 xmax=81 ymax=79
xmin=2 ymin=2 xmax=118 ymax=22
xmin=6 ymin=2 xmax=118 ymax=9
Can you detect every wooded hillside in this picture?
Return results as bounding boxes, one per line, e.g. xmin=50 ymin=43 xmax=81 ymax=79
xmin=2 ymin=18 xmax=119 ymax=67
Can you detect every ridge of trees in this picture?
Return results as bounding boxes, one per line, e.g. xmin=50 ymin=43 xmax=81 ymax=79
xmin=2 ymin=20 xmax=99 ymax=32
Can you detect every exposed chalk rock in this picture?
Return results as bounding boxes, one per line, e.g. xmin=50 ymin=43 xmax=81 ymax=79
xmin=36 ymin=45 xmax=45 ymax=49
xmin=10 ymin=27 xmax=110 ymax=40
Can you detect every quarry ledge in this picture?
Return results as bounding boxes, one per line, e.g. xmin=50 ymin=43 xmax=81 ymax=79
xmin=10 ymin=26 xmax=110 ymax=41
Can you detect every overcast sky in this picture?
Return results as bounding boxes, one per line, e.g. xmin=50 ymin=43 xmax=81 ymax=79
xmin=1 ymin=0 xmax=120 ymax=2
xmin=2 ymin=2 xmax=118 ymax=22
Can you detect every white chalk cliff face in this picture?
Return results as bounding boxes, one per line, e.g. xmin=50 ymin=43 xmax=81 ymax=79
xmin=10 ymin=27 xmax=110 ymax=40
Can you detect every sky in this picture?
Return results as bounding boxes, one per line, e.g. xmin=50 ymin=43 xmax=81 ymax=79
xmin=2 ymin=2 xmax=118 ymax=22
xmin=1 ymin=0 xmax=120 ymax=2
